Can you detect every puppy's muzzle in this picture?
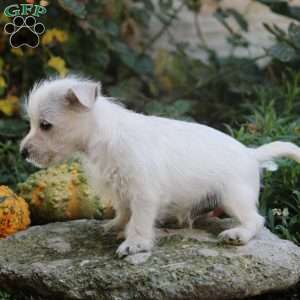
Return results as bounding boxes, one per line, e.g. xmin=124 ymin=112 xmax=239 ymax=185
xmin=20 ymin=147 xmax=29 ymax=159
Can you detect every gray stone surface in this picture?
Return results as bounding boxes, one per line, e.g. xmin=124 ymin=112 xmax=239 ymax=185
xmin=0 ymin=218 xmax=299 ymax=300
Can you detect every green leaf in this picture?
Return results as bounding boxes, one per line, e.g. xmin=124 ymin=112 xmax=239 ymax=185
xmin=172 ymin=100 xmax=194 ymax=115
xmin=214 ymin=8 xmax=248 ymax=34
xmin=185 ymin=0 xmax=202 ymax=12
xmin=120 ymin=52 xmax=136 ymax=70
xmin=112 ymin=41 xmax=131 ymax=55
xmin=214 ymin=8 xmax=234 ymax=35
xmin=113 ymin=41 xmax=154 ymax=75
xmin=214 ymin=8 xmax=228 ymax=22
xmin=145 ymin=101 xmax=166 ymax=116
xmin=145 ymin=99 xmax=194 ymax=119
xmin=226 ymin=8 xmax=248 ymax=32
xmin=142 ymin=0 xmax=155 ymax=11
xmin=58 ymin=0 xmax=87 ymax=18
xmin=0 ymin=118 xmax=28 ymax=138
xmin=269 ymin=42 xmax=297 ymax=62
xmin=102 ymin=20 xmax=119 ymax=37
xmin=227 ymin=34 xmax=249 ymax=48
xmin=133 ymin=55 xmax=154 ymax=75
xmin=256 ymin=0 xmax=289 ymax=15
xmin=108 ymin=78 xmax=145 ymax=104
xmin=130 ymin=7 xmax=152 ymax=27
xmin=288 ymin=23 xmax=300 ymax=48
xmin=112 ymin=41 xmax=136 ymax=69
xmin=93 ymin=48 xmax=110 ymax=69
xmin=158 ymin=0 xmax=173 ymax=11
xmin=90 ymin=19 xmax=119 ymax=37
xmin=258 ymin=0 xmax=300 ymax=22
xmin=257 ymin=0 xmax=288 ymax=6
xmin=289 ymin=6 xmax=300 ymax=21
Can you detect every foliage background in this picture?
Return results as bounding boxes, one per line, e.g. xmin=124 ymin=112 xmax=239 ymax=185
xmin=0 ymin=0 xmax=300 ymax=255
xmin=0 ymin=0 xmax=300 ymax=298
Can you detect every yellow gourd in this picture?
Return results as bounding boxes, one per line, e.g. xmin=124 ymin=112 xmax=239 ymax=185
xmin=0 ymin=186 xmax=31 ymax=238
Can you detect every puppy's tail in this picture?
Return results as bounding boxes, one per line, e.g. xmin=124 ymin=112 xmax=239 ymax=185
xmin=251 ymin=141 xmax=300 ymax=167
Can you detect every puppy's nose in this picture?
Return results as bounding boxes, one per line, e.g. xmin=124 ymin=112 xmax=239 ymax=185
xmin=21 ymin=147 xmax=29 ymax=159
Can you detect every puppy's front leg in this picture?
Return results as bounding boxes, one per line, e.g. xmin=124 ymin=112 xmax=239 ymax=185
xmin=102 ymin=200 xmax=130 ymax=234
xmin=116 ymin=194 xmax=157 ymax=257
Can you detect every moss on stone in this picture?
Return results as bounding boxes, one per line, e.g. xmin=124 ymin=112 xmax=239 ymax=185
xmin=0 ymin=219 xmax=299 ymax=299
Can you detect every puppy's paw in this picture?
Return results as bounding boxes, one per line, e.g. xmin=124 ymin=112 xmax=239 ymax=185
xmin=218 ymin=228 xmax=252 ymax=245
xmin=116 ymin=238 xmax=153 ymax=258
xmin=102 ymin=218 xmax=125 ymax=234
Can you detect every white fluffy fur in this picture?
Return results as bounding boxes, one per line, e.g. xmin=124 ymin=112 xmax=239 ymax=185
xmin=21 ymin=76 xmax=300 ymax=257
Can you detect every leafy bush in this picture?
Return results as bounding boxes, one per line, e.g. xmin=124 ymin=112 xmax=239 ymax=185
xmin=256 ymin=0 xmax=300 ymax=63
xmin=0 ymin=117 xmax=37 ymax=190
xmin=0 ymin=0 xmax=270 ymax=190
xmin=230 ymin=72 xmax=300 ymax=245
xmin=0 ymin=0 xmax=270 ymax=120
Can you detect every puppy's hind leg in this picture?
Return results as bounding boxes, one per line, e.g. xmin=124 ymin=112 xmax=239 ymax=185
xmin=117 ymin=192 xmax=157 ymax=257
xmin=218 ymin=183 xmax=265 ymax=245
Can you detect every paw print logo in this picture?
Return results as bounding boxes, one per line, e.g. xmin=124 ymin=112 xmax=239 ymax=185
xmin=4 ymin=16 xmax=45 ymax=48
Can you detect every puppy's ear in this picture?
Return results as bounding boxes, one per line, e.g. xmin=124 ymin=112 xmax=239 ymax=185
xmin=65 ymin=82 xmax=101 ymax=110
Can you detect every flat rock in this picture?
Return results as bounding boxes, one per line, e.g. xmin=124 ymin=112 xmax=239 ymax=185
xmin=0 ymin=218 xmax=299 ymax=300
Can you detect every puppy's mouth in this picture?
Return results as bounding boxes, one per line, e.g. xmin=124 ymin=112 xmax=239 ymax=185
xmin=26 ymin=157 xmax=45 ymax=168
xmin=25 ymin=152 xmax=53 ymax=168
xmin=26 ymin=152 xmax=65 ymax=168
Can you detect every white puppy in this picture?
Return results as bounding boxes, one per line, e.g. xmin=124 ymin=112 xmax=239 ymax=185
xmin=20 ymin=76 xmax=300 ymax=257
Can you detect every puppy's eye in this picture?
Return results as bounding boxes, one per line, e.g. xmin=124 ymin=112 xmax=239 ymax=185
xmin=40 ymin=120 xmax=53 ymax=131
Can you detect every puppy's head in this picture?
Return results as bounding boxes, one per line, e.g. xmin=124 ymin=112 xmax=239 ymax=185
xmin=20 ymin=77 xmax=101 ymax=167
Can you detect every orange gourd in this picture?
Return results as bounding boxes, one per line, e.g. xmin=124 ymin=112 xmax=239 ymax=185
xmin=0 ymin=186 xmax=31 ymax=238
